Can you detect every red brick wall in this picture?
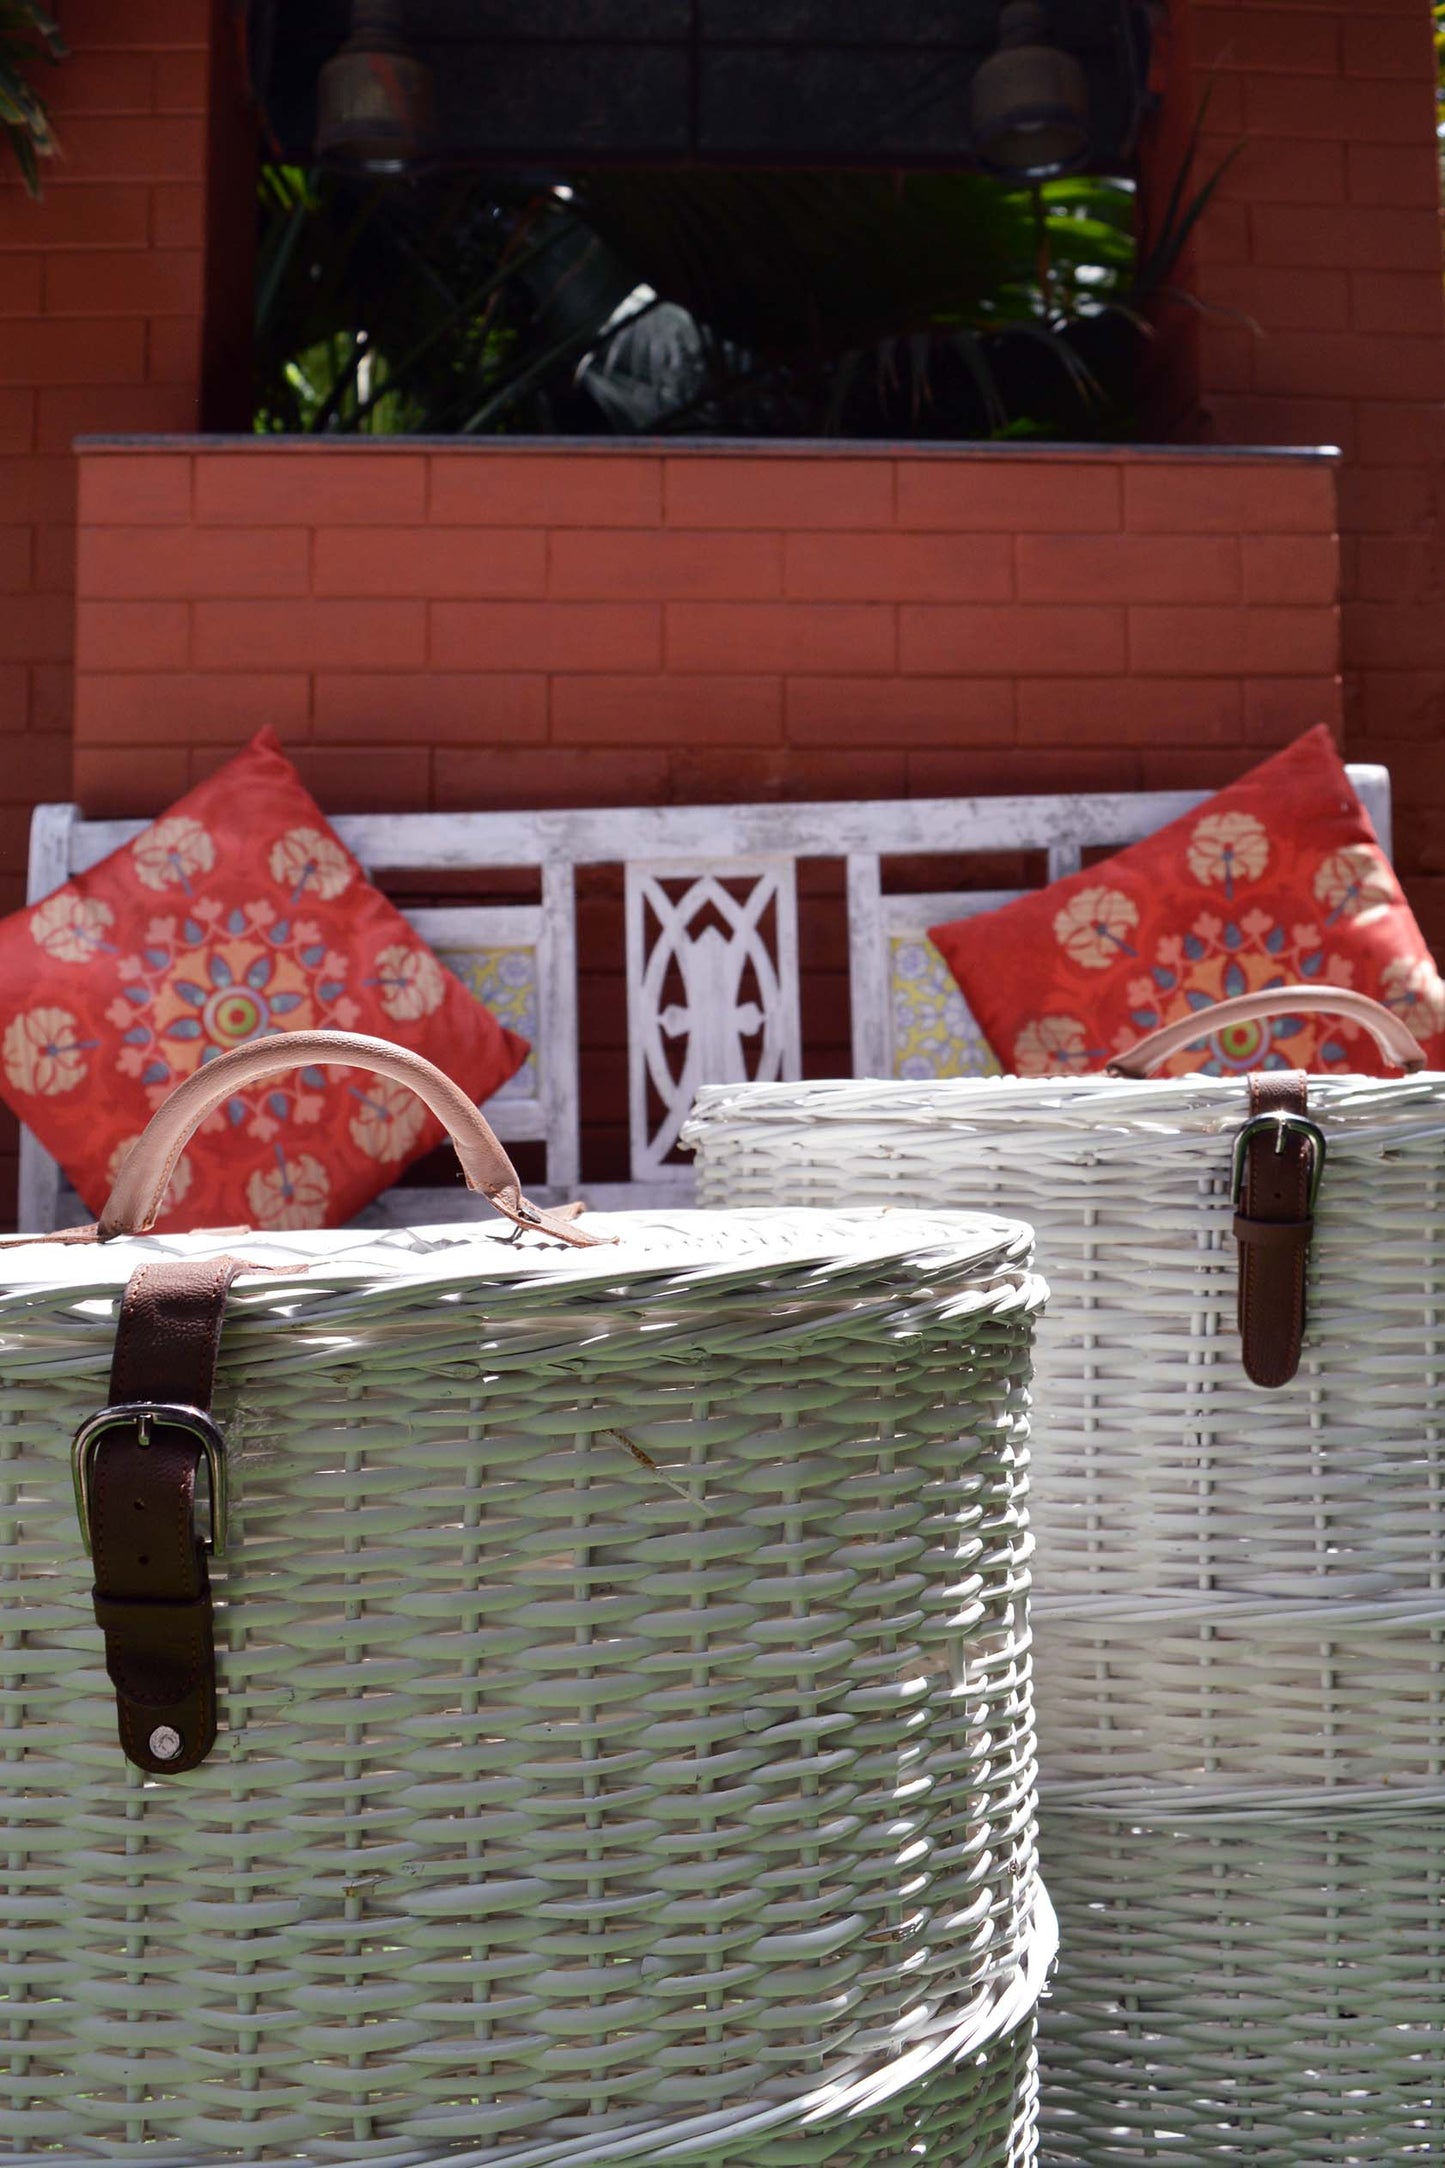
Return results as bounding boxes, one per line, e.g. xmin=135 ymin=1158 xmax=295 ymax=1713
xmin=68 ymin=437 xmax=1343 ymax=1181
xmin=1182 ymin=0 xmax=1445 ymax=944
xmin=0 ymin=0 xmax=230 ymax=1215
xmin=72 ymin=441 xmax=1343 ymax=820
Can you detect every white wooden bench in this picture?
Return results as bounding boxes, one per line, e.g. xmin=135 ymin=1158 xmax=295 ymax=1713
xmin=22 ymin=768 xmax=1393 ymax=1230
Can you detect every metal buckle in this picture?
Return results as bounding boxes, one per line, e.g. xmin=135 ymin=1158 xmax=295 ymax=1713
xmin=1230 ymin=1112 xmax=1328 ymax=1214
xmin=71 ymin=1403 xmax=227 ymax=1560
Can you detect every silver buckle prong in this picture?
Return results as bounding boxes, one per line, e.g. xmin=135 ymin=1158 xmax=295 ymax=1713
xmin=1230 ymin=1112 xmax=1328 ymax=1214
xmin=71 ymin=1402 xmax=227 ymax=1560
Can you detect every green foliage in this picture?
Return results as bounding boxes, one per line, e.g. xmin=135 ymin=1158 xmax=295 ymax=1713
xmin=574 ymin=167 xmax=1147 ymax=438
xmin=255 ymin=168 xmax=639 ymax=435
xmin=0 ymin=0 xmax=65 ymax=197
xmin=255 ymin=131 xmax=1222 ymax=442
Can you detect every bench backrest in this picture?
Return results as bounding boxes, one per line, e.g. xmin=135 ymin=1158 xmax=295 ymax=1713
xmin=22 ymin=769 xmax=1393 ymax=1228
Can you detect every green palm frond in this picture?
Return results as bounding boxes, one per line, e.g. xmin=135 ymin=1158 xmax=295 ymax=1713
xmin=575 ymin=170 xmax=1040 ymax=355
xmin=572 ymin=167 xmax=1145 ymax=436
xmin=0 ymin=0 xmax=65 ymax=197
xmin=254 ymin=168 xmax=639 ymax=436
xmin=254 ymin=82 xmax=1232 ymax=445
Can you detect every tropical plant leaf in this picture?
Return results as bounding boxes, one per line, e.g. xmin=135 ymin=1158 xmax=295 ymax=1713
xmin=251 ymin=90 xmax=1235 ymax=446
xmin=1133 ymin=96 xmax=1242 ymax=303
xmin=0 ymin=0 xmax=65 ymax=197
xmin=575 ymin=169 xmax=1044 ymax=356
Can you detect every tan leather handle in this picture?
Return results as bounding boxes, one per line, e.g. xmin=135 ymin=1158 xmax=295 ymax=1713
xmin=98 ymin=1030 xmax=601 ymax=1245
xmin=1106 ymin=985 xmax=1428 ymax=1079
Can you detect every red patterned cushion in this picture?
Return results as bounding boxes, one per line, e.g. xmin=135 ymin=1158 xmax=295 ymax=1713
xmin=0 ymin=730 xmax=528 ymax=1230
xmin=929 ymin=727 xmax=1445 ymax=1078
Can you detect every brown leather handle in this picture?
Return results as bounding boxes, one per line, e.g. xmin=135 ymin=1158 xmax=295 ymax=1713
xmin=1106 ymin=986 xmax=1428 ymax=1079
xmin=97 ymin=1030 xmax=600 ymax=1245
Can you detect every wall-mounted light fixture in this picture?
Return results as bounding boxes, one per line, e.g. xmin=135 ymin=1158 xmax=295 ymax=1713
xmin=314 ymin=0 xmax=434 ymax=175
xmin=970 ymin=1 xmax=1092 ymax=181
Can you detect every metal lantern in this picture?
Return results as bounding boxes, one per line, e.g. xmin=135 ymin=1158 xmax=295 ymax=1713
xmin=971 ymin=1 xmax=1092 ymax=181
xmin=314 ymin=0 xmax=434 ymax=174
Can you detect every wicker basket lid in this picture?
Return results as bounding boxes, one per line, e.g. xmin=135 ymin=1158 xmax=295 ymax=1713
xmin=685 ymin=1071 xmax=1445 ymax=1149
xmin=0 ymin=1205 xmax=1036 ymax=1303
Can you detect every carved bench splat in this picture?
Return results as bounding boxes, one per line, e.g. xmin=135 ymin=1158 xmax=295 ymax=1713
xmin=626 ymin=860 xmax=801 ymax=1186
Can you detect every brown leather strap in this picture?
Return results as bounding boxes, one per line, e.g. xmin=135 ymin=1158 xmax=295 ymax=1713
xmin=85 ymin=1257 xmax=242 ymax=1775
xmin=1234 ymin=1072 xmax=1319 ymax=1390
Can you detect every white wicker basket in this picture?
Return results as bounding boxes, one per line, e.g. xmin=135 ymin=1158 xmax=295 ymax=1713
xmin=0 ymin=1200 xmax=1050 ymax=2166
xmin=1040 ymin=1805 xmax=1445 ymax=2165
xmin=684 ymin=1024 xmax=1445 ymax=2160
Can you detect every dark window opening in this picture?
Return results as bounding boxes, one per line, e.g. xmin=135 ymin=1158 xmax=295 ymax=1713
xmin=248 ymin=3 xmax=1186 ymax=443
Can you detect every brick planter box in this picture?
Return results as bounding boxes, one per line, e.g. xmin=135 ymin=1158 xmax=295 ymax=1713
xmin=73 ymin=437 xmax=1343 ymax=819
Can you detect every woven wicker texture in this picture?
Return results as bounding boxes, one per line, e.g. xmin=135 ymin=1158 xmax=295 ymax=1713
xmin=685 ymin=1076 xmax=1445 ymax=2158
xmin=1041 ymin=1811 xmax=1445 ymax=2163
xmin=0 ymin=1208 xmax=1048 ymax=2165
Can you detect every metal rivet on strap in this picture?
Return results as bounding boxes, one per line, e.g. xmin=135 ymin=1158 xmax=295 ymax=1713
xmin=149 ymin=1726 xmax=181 ymax=1762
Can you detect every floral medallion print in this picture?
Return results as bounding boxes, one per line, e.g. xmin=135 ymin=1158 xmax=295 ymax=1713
xmin=106 ymin=897 xmax=363 ymax=1143
xmin=348 ymin=1078 xmax=428 ymax=1163
xmin=373 ymin=944 xmax=445 ymax=1021
xmin=1015 ymin=1015 xmax=1099 ymax=1077
xmin=1186 ymin=811 xmax=1269 ymax=898
xmin=1054 ymin=886 xmax=1140 ymax=970
xmin=0 ymin=730 xmax=527 ymax=1230
xmin=30 ymin=892 xmax=115 ymax=964
xmin=3 ymin=1007 xmax=92 ymax=1096
xmin=246 ymin=1151 xmax=332 ymax=1230
xmin=1380 ymin=955 xmax=1445 ymax=1039
xmin=1313 ymin=845 xmax=1397 ymax=925
xmin=269 ymin=827 xmax=353 ymax=903
xmin=1122 ymin=909 xmax=1359 ymax=1075
xmin=928 ymin=728 xmax=1445 ymax=1083
xmin=132 ymin=816 xmax=216 ymax=895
